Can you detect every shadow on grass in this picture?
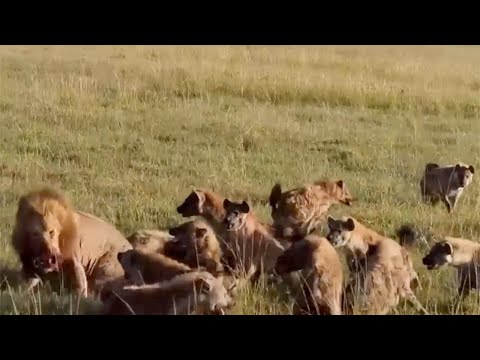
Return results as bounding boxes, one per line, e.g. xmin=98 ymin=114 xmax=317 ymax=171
xmin=0 ymin=266 xmax=24 ymax=292
xmin=0 ymin=266 xmax=102 ymax=315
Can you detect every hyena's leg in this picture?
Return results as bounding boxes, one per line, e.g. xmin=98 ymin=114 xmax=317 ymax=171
xmin=448 ymin=193 xmax=462 ymax=213
xmin=26 ymin=276 xmax=43 ymax=291
xmin=422 ymin=192 xmax=440 ymax=206
xmin=441 ymin=196 xmax=453 ymax=213
xmin=404 ymin=291 xmax=428 ymax=315
xmin=457 ymin=272 xmax=472 ymax=298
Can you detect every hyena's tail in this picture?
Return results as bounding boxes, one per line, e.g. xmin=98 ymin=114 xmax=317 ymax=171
xmin=269 ymin=183 xmax=282 ymax=209
xmin=395 ymin=223 xmax=431 ymax=250
xmin=424 ymin=163 xmax=440 ymax=173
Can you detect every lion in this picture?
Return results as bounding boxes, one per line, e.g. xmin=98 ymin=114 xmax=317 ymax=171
xmin=101 ymin=270 xmax=237 ymax=315
xmin=326 ymin=216 xmax=426 ymax=315
xmin=117 ymin=248 xmax=193 ymax=286
xmin=221 ymin=198 xmax=285 ymax=283
xmin=11 ymin=187 xmax=132 ymax=297
xmin=274 ymin=234 xmax=343 ymax=315
xmin=419 ymin=162 xmax=475 ymax=213
xmin=268 ymin=179 xmax=355 ymax=241
xmin=168 ymin=219 xmax=224 ymax=276
xmin=422 ymin=236 xmax=480 ymax=296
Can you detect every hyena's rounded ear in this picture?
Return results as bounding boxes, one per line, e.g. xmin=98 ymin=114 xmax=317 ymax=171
xmin=118 ymin=250 xmax=134 ymax=264
xmin=196 ymin=278 xmax=212 ymax=295
xmin=193 ymin=190 xmax=206 ymax=203
xmin=469 ymin=165 xmax=475 ymax=174
xmin=425 ymin=163 xmax=440 ymax=172
xmin=223 ymin=198 xmax=232 ymax=210
xmin=269 ymin=183 xmax=282 ymax=208
xmin=239 ymin=201 xmax=250 ymax=213
xmin=117 ymin=250 xmax=126 ymax=262
xmin=168 ymin=225 xmax=180 ymax=236
xmin=336 ymin=180 xmax=345 ymax=190
xmin=195 ymin=227 xmax=208 ymax=239
xmin=327 ymin=215 xmax=336 ymax=227
xmin=442 ymin=242 xmax=453 ymax=255
xmin=227 ymin=278 xmax=239 ymax=293
xmin=344 ymin=218 xmax=355 ymax=231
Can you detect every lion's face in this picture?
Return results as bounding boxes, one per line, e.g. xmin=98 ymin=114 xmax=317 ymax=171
xmin=28 ymin=211 xmax=63 ymax=273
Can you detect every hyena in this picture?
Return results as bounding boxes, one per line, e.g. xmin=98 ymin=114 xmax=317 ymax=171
xmin=419 ymin=162 xmax=475 ymax=213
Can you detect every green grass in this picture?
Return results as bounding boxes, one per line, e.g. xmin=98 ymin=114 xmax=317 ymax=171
xmin=1 ymin=45 xmax=480 ymax=314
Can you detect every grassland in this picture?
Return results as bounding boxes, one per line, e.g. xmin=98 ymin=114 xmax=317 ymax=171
xmin=0 ymin=45 xmax=480 ymax=315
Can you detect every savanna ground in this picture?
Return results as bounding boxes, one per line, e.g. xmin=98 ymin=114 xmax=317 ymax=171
xmin=0 ymin=45 xmax=480 ymax=315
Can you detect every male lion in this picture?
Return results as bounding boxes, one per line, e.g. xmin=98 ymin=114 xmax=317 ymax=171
xmin=11 ymin=187 xmax=132 ymax=297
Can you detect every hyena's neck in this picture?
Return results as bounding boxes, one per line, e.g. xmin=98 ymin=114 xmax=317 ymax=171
xmin=201 ymin=204 xmax=225 ymax=227
xmin=239 ymin=215 xmax=285 ymax=252
xmin=451 ymin=247 xmax=480 ymax=267
xmin=347 ymin=228 xmax=383 ymax=256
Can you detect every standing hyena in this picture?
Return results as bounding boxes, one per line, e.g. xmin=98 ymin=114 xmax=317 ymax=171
xmin=422 ymin=236 xmax=480 ymax=296
xmin=419 ymin=162 xmax=475 ymax=213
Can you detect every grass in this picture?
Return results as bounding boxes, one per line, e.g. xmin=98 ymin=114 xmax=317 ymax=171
xmin=1 ymin=45 xmax=480 ymax=314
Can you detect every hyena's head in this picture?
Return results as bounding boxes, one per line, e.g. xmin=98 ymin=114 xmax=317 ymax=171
xmin=127 ymin=230 xmax=174 ymax=254
xmin=169 ymin=220 xmax=223 ymax=274
xmin=168 ymin=221 xmax=196 ymax=259
xmin=194 ymin=273 xmax=236 ymax=315
xmin=334 ymin=180 xmax=354 ymax=206
xmin=268 ymin=183 xmax=282 ymax=218
xmin=176 ymin=190 xmax=206 ymax=218
xmin=222 ymin=199 xmax=250 ymax=231
xmin=169 ymin=220 xmax=211 ymax=247
xmin=422 ymin=241 xmax=453 ymax=270
xmin=454 ymin=164 xmax=475 ymax=188
xmin=274 ymin=240 xmax=312 ymax=275
xmin=117 ymin=249 xmax=145 ymax=285
xmin=326 ymin=216 xmax=355 ymax=248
